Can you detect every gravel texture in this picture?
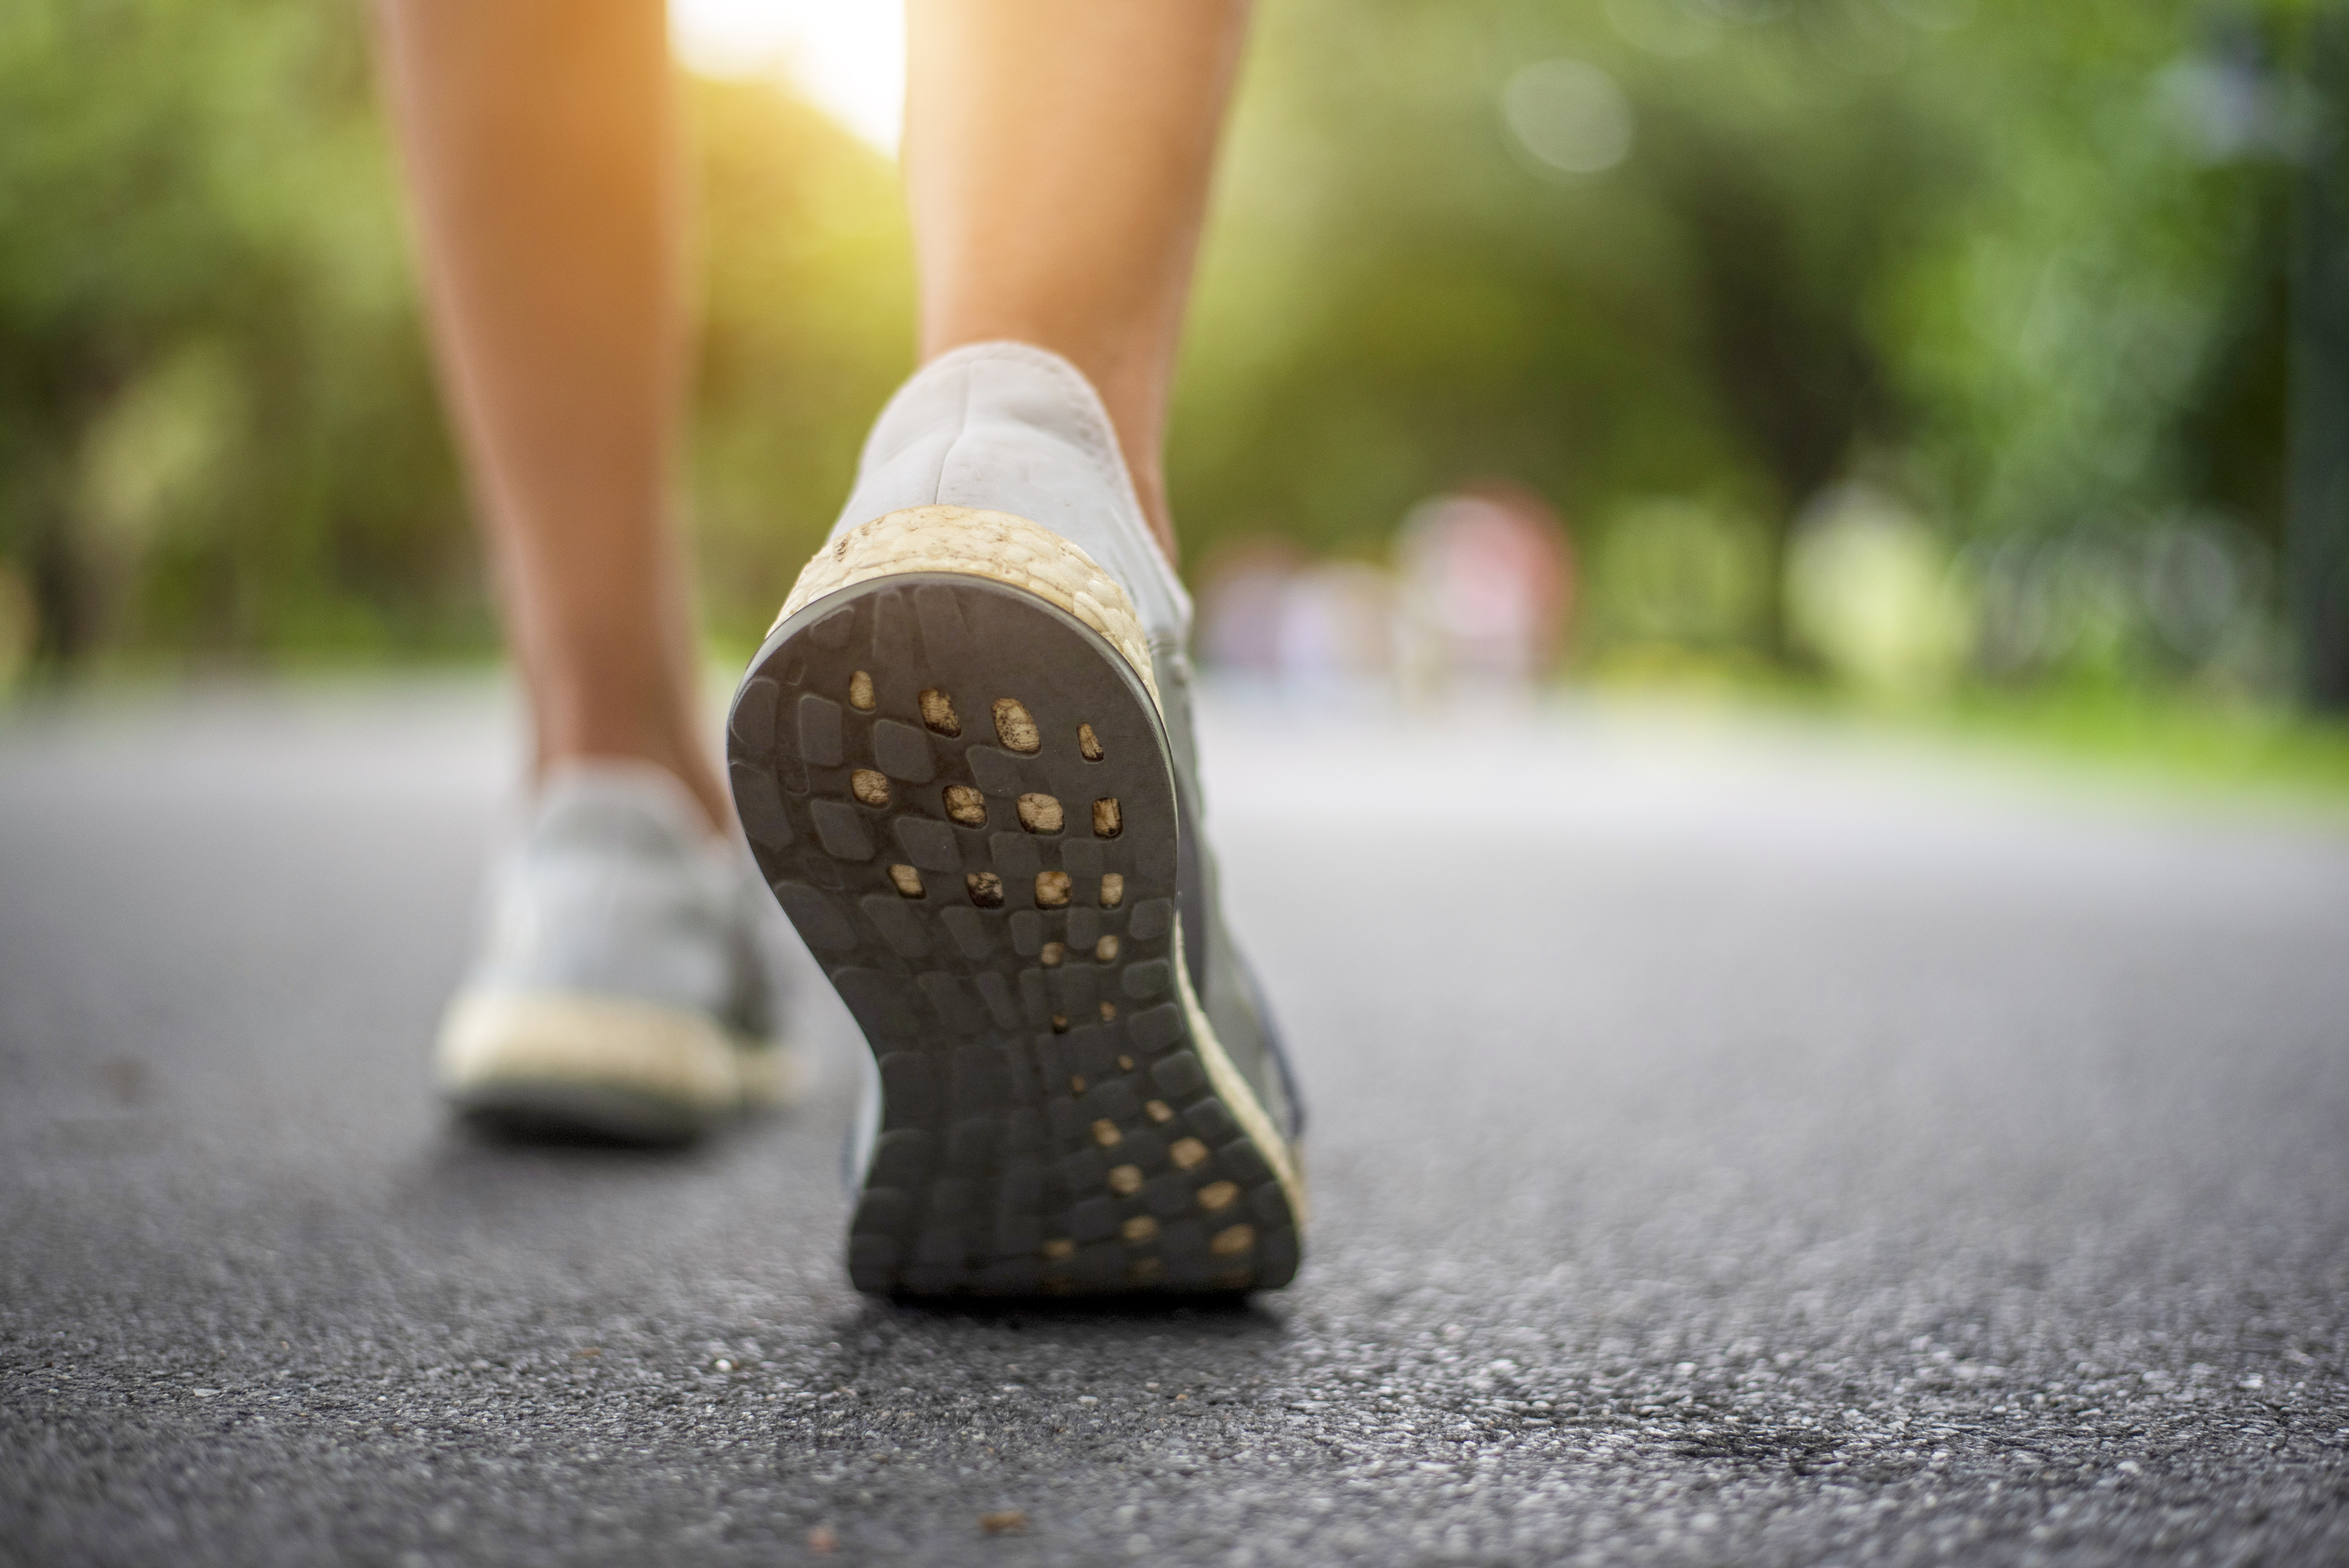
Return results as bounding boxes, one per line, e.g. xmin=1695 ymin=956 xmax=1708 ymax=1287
xmin=3 ymin=683 xmax=2346 ymax=1566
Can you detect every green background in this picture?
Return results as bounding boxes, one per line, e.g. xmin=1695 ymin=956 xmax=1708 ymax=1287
xmin=4 ymin=0 xmax=2338 ymax=796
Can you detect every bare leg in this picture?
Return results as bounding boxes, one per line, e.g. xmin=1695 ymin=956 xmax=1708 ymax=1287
xmin=374 ymin=0 xmax=728 ymax=830
xmin=377 ymin=0 xmax=1244 ymax=829
xmin=905 ymin=0 xmax=1252 ymax=561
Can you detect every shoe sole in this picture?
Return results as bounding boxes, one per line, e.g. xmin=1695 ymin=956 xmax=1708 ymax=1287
xmin=729 ymin=506 xmax=1304 ymax=1296
xmin=437 ymin=990 xmax=794 ymax=1146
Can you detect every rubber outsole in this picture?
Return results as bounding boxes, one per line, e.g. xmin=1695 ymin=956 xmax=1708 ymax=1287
xmin=451 ymin=1083 xmax=708 ymax=1147
xmin=728 ymin=567 xmax=1302 ymax=1296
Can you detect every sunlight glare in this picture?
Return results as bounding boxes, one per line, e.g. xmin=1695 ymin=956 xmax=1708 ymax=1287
xmin=670 ymin=0 xmax=907 ymax=154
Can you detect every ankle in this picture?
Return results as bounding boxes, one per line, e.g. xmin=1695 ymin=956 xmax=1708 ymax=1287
xmin=533 ymin=737 xmax=733 ymax=839
xmin=1123 ymin=456 xmax=1177 ymax=567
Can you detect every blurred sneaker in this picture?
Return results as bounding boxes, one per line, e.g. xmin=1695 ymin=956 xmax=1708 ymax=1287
xmin=726 ymin=341 xmax=1306 ymax=1295
xmin=436 ymin=760 xmax=798 ymax=1144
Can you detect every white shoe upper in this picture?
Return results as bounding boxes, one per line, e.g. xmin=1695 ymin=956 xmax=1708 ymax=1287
xmin=831 ymin=341 xmax=1194 ymax=656
xmin=459 ymin=760 xmax=780 ymax=1041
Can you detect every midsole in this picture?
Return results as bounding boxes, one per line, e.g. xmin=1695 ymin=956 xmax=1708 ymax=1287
xmin=1167 ymin=920 xmax=1308 ymax=1225
xmin=436 ymin=990 xmax=792 ymax=1109
xmin=774 ymin=506 xmax=1164 ymax=712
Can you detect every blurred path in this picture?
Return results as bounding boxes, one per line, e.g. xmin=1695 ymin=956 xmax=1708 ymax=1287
xmin=4 ymin=682 xmax=2346 ymax=1566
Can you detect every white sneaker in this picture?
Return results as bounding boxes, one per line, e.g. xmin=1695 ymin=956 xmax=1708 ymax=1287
xmin=435 ymin=761 xmax=798 ymax=1143
xmin=727 ymin=342 xmax=1305 ymax=1295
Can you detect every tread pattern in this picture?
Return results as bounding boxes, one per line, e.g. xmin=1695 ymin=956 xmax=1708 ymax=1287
xmin=730 ymin=573 xmax=1300 ymax=1296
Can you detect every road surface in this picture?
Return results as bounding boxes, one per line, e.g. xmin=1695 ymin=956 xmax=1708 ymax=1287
xmin=4 ymin=681 xmax=2346 ymax=1565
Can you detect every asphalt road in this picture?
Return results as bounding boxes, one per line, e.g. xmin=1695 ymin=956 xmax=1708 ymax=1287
xmin=4 ymin=681 xmax=2347 ymax=1567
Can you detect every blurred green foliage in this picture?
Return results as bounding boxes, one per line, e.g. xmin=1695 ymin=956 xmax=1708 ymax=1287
xmin=0 ymin=0 xmax=909 ymax=671
xmin=0 ymin=0 xmax=2313 ymax=701
xmin=684 ymin=77 xmax=913 ymax=643
xmin=1178 ymin=0 xmax=2301 ymax=686
xmin=0 ymin=0 xmax=466 ymax=663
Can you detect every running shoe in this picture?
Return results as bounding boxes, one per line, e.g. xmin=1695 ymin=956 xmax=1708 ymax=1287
xmin=727 ymin=342 xmax=1305 ymax=1294
xmin=437 ymin=760 xmax=798 ymax=1143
